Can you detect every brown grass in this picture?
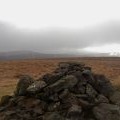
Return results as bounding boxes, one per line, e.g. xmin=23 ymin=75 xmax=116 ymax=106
xmin=0 ymin=57 xmax=120 ymax=98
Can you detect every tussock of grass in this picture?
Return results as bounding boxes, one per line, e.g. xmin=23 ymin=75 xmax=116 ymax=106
xmin=111 ymin=76 xmax=120 ymax=90
xmin=0 ymin=84 xmax=16 ymax=99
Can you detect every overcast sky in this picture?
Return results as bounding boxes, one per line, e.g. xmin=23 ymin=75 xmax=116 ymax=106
xmin=0 ymin=0 xmax=120 ymax=54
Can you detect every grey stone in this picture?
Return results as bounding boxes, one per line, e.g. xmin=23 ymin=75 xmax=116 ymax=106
xmin=45 ymin=112 xmax=65 ymax=120
xmin=64 ymin=75 xmax=78 ymax=89
xmin=46 ymin=75 xmax=78 ymax=93
xmin=5 ymin=110 xmax=16 ymax=116
xmin=95 ymin=94 xmax=109 ymax=104
xmin=82 ymin=70 xmax=92 ymax=76
xmin=93 ymin=74 xmax=114 ymax=97
xmin=33 ymin=106 xmax=44 ymax=115
xmin=14 ymin=75 xmax=34 ymax=96
xmin=59 ymin=89 xmax=69 ymax=99
xmin=110 ymin=91 xmax=120 ymax=106
xmin=47 ymin=102 xmax=60 ymax=112
xmin=42 ymin=73 xmax=63 ymax=85
xmin=86 ymin=84 xmax=98 ymax=99
xmin=67 ymin=105 xmax=82 ymax=119
xmin=46 ymin=79 xmax=66 ymax=93
xmin=27 ymin=80 xmax=47 ymax=93
xmin=78 ymin=99 xmax=94 ymax=109
xmin=60 ymin=93 xmax=78 ymax=110
xmin=49 ymin=93 xmax=59 ymax=102
xmin=93 ymin=103 xmax=120 ymax=120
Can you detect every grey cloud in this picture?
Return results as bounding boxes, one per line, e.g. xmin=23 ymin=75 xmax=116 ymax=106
xmin=0 ymin=21 xmax=120 ymax=53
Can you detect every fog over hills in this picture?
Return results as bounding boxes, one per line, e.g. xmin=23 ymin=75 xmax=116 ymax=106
xmin=0 ymin=51 xmax=113 ymax=60
xmin=0 ymin=21 xmax=120 ymax=59
xmin=0 ymin=51 xmax=77 ymax=60
xmin=0 ymin=0 xmax=120 ymax=59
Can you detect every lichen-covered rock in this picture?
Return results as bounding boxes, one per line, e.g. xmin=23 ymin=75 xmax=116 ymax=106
xmin=42 ymin=73 xmax=64 ymax=85
xmin=14 ymin=75 xmax=34 ymax=96
xmin=110 ymin=91 xmax=120 ymax=106
xmin=86 ymin=84 xmax=98 ymax=99
xmin=93 ymin=74 xmax=114 ymax=98
xmin=27 ymin=80 xmax=47 ymax=93
xmin=95 ymin=94 xmax=109 ymax=104
xmin=45 ymin=75 xmax=78 ymax=94
xmin=93 ymin=103 xmax=120 ymax=120
xmin=67 ymin=104 xmax=82 ymax=119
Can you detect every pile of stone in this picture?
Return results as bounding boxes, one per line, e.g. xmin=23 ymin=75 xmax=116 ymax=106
xmin=0 ymin=61 xmax=120 ymax=120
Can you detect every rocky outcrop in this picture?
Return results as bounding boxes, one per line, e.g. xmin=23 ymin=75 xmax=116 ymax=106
xmin=0 ymin=61 xmax=120 ymax=120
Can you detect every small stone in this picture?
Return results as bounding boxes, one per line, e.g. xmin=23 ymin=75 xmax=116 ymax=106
xmin=58 ymin=62 xmax=70 ymax=69
xmin=78 ymin=99 xmax=94 ymax=109
xmin=42 ymin=73 xmax=63 ymax=85
xmin=5 ymin=110 xmax=16 ymax=116
xmin=93 ymin=103 xmax=120 ymax=120
xmin=110 ymin=91 xmax=120 ymax=106
xmin=95 ymin=94 xmax=109 ymax=104
xmin=74 ymin=94 xmax=88 ymax=99
xmin=14 ymin=75 xmax=34 ymax=96
xmin=33 ymin=106 xmax=44 ymax=115
xmin=27 ymin=80 xmax=47 ymax=93
xmin=86 ymin=84 xmax=98 ymax=99
xmin=59 ymin=89 xmax=69 ymax=99
xmin=45 ymin=112 xmax=65 ymax=120
xmin=60 ymin=93 xmax=78 ymax=110
xmin=47 ymin=102 xmax=60 ymax=112
xmin=82 ymin=70 xmax=92 ymax=76
xmin=49 ymin=93 xmax=59 ymax=102
xmin=64 ymin=75 xmax=78 ymax=89
xmin=67 ymin=105 xmax=82 ymax=119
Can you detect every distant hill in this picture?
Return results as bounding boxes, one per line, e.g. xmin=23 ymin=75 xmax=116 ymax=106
xmin=0 ymin=51 xmax=118 ymax=60
xmin=0 ymin=51 xmax=50 ymax=60
xmin=0 ymin=21 xmax=120 ymax=56
xmin=0 ymin=51 xmax=79 ymax=60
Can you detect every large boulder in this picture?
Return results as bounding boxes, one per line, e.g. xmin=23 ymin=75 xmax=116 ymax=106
xmin=45 ymin=75 xmax=78 ymax=94
xmin=93 ymin=74 xmax=114 ymax=98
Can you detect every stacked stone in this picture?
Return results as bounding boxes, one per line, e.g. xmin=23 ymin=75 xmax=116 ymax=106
xmin=0 ymin=61 xmax=120 ymax=120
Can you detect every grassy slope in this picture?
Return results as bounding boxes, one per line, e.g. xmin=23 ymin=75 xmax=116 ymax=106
xmin=0 ymin=57 xmax=120 ymax=98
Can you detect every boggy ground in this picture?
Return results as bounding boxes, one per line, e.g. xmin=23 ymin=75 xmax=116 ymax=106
xmin=0 ymin=57 xmax=120 ymax=98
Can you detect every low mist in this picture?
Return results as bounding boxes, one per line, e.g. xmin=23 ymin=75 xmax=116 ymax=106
xmin=0 ymin=21 xmax=120 ymax=56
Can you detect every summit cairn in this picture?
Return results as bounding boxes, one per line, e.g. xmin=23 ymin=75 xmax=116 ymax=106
xmin=0 ymin=61 xmax=120 ymax=120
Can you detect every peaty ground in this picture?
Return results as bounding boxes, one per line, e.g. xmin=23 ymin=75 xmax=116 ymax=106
xmin=0 ymin=57 xmax=120 ymax=98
